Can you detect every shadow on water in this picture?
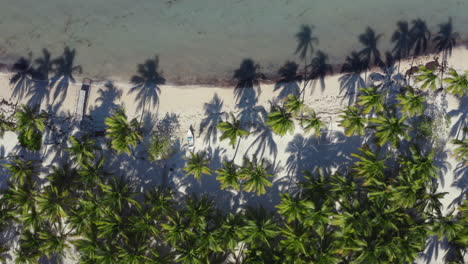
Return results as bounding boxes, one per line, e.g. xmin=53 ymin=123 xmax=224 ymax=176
xmin=308 ymin=50 xmax=333 ymax=93
xmin=199 ymin=93 xmax=226 ymax=146
xmin=295 ymin=25 xmax=318 ymax=62
xmin=358 ymin=27 xmax=383 ymax=69
xmin=273 ymin=61 xmax=301 ymax=100
xmin=49 ymin=47 xmax=82 ymax=104
xmin=433 ymin=18 xmax=459 ymax=62
xmin=129 ymin=55 xmax=166 ymax=120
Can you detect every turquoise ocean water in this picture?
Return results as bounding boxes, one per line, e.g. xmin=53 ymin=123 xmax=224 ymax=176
xmin=0 ymin=0 xmax=466 ymax=84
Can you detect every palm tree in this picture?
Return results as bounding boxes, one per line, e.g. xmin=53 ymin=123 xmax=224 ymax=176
xmin=309 ymin=50 xmax=333 ymax=91
xmin=161 ymin=212 xmax=194 ymax=247
xmin=242 ymin=207 xmax=278 ymax=248
xmin=183 ymin=152 xmax=211 ymax=181
xmin=433 ymin=18 xmax=459 ymax=63
xmin=443 ymin=68 xmax=468 ymax=97
xmin=266 ymin=105 xmax=294 ymax=136
xmin=300 ymin=110 xmax=323 ymax=137
xmin=14 ymin=230 xmax=42 ymax=263
xmin=105 ymin=107 xmax=142 ymax=155
xmin=217 ymin=113 xmax=249 ymax=159
xmin=452 ymin=139 xmax=468 ymax=166
xmin=129 ymin=56 xmax=166 ymax=120
xmin=47 ymin=163 xmax=80 ymax=192
xmin=0 ymin=113 xmax=14 ymax=139
xmin=284 ymin=94 xmax=304 ymax=117
xmin=351 ymin=146 xmax=386 ymax=186
xmin=239 ymin=156 xmax=273 ymax=195
xmin=144 ymin=187 xmax=174 ymax=218
xmin=358 ymin=27 xmax=382 ymax=80
xmin=357 ymin=87 xmax=384 ymax=114
xmin=280 ymin=224 xmax=311 ymax=261
xmin=184 ymin=195 xmax=214 ymax=229
xmin=370 ymin=112 xmax=409 ymax=147
xmin=410 ymin=19 xmax=431 ymax=62
xmin=413 ymin=66 xmax=440 ymax=91
xmin=7 ymin=183 xmax=37 ymax=216
xmin=397 ymin=87 xmax=425 ymax=117
xmin=147 ymin=133 xmax=174 ymax=162
xmin=36 ymin=186 xmax=71 ymax=222
xmin=339 ymin=106 xmax=367 ymax=136
xmin=38 ymin=228 xmax=71 ymax=262
xmin=218 ymin=213 xmax=244 ymax=252
xmin=3 ymin=158 xmax=35 ymax=186
xmin=78 ymin=156 xmax=108 ymax=189
xmin=100 ymin=176 xmax=139 ymax=213
xmin=276 ymin=193 xmax=313 ymax=223
xmin=15 ymin=105 xmax=48 ymax=151
xmin=66 ymin=134 xmax=98 ymax=166
xmin=391 ymin=21 xmax=411 ymax=71
xmin=215 ymin=161 xmax=241 ymax=191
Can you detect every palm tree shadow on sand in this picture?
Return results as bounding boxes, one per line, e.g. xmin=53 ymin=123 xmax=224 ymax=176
xmin=245 ymin=108 xmax=277 ymax=160
xmin=233 ymin=59 xmax=266 ymax=130
xmin=339 ymin=51 xmax=366 ymax=105
xmin=49 ymin=47 xmax=82 ymax=104
xmin=284 ymin=132 xmax=361 ymax=190
xmin=87 ymin=81 xmax=122 ymax=134
xmin=358 ymin=27 xmax=383 ymax=81
xmin=198 ymin=93 xmax=226 ymax=146
xmin=129 ymin=55 xmax=166 ymax=121
xmin=433 ymin=18 xmax=459 ymax=63
xmin=448 ymin=97 xmax=468 ymax=140
xmin=308 ymin=50 xmax=333 ymax=94
xmin=9 ymin=54 xmax=34 ymax=104
xmin=27 ymin=49 xmax=53 ymax=108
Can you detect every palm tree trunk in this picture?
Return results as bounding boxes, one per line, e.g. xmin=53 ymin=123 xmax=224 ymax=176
xmin=364 ymin=70 xmax=368 ymax=85
xmin=300 ymin=55 xmax=308 ymax=104
xmin=409 ymin=55 xmax=416 ymax=86
xmin=397 ymin=57 xmax=401 ymax=73
xmin=130 ymin=147 xmax=138 ymax=160
xmin=162 ymin=162 xmax=168 ymax=187
xmin=232 ymin=138 xmax=241 ymax=162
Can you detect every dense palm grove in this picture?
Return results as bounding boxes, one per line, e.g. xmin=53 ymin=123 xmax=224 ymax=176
xmin=1 ymin=20 xmax=468 ymax=263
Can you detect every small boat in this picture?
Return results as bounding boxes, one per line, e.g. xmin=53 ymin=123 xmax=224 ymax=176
xmin=75 ymin=78 xmax=92 ymax=123
xmin=187 ymin=128 xmax=195 ymax=150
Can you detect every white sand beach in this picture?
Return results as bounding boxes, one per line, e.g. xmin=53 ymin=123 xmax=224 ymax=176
xmin=0 ymin=46 xmax=467 ymax=263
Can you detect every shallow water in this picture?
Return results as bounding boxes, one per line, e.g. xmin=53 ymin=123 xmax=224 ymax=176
xmin=0 ymin=0 xmax=466 ymax=84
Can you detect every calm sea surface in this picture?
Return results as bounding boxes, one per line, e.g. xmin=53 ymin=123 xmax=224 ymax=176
xmin=0 ymin=0 xmax=466 ymax=84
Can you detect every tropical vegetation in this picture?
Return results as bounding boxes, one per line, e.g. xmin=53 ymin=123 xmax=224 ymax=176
xmin=0 ymin=20 xmax=466 ymax=264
